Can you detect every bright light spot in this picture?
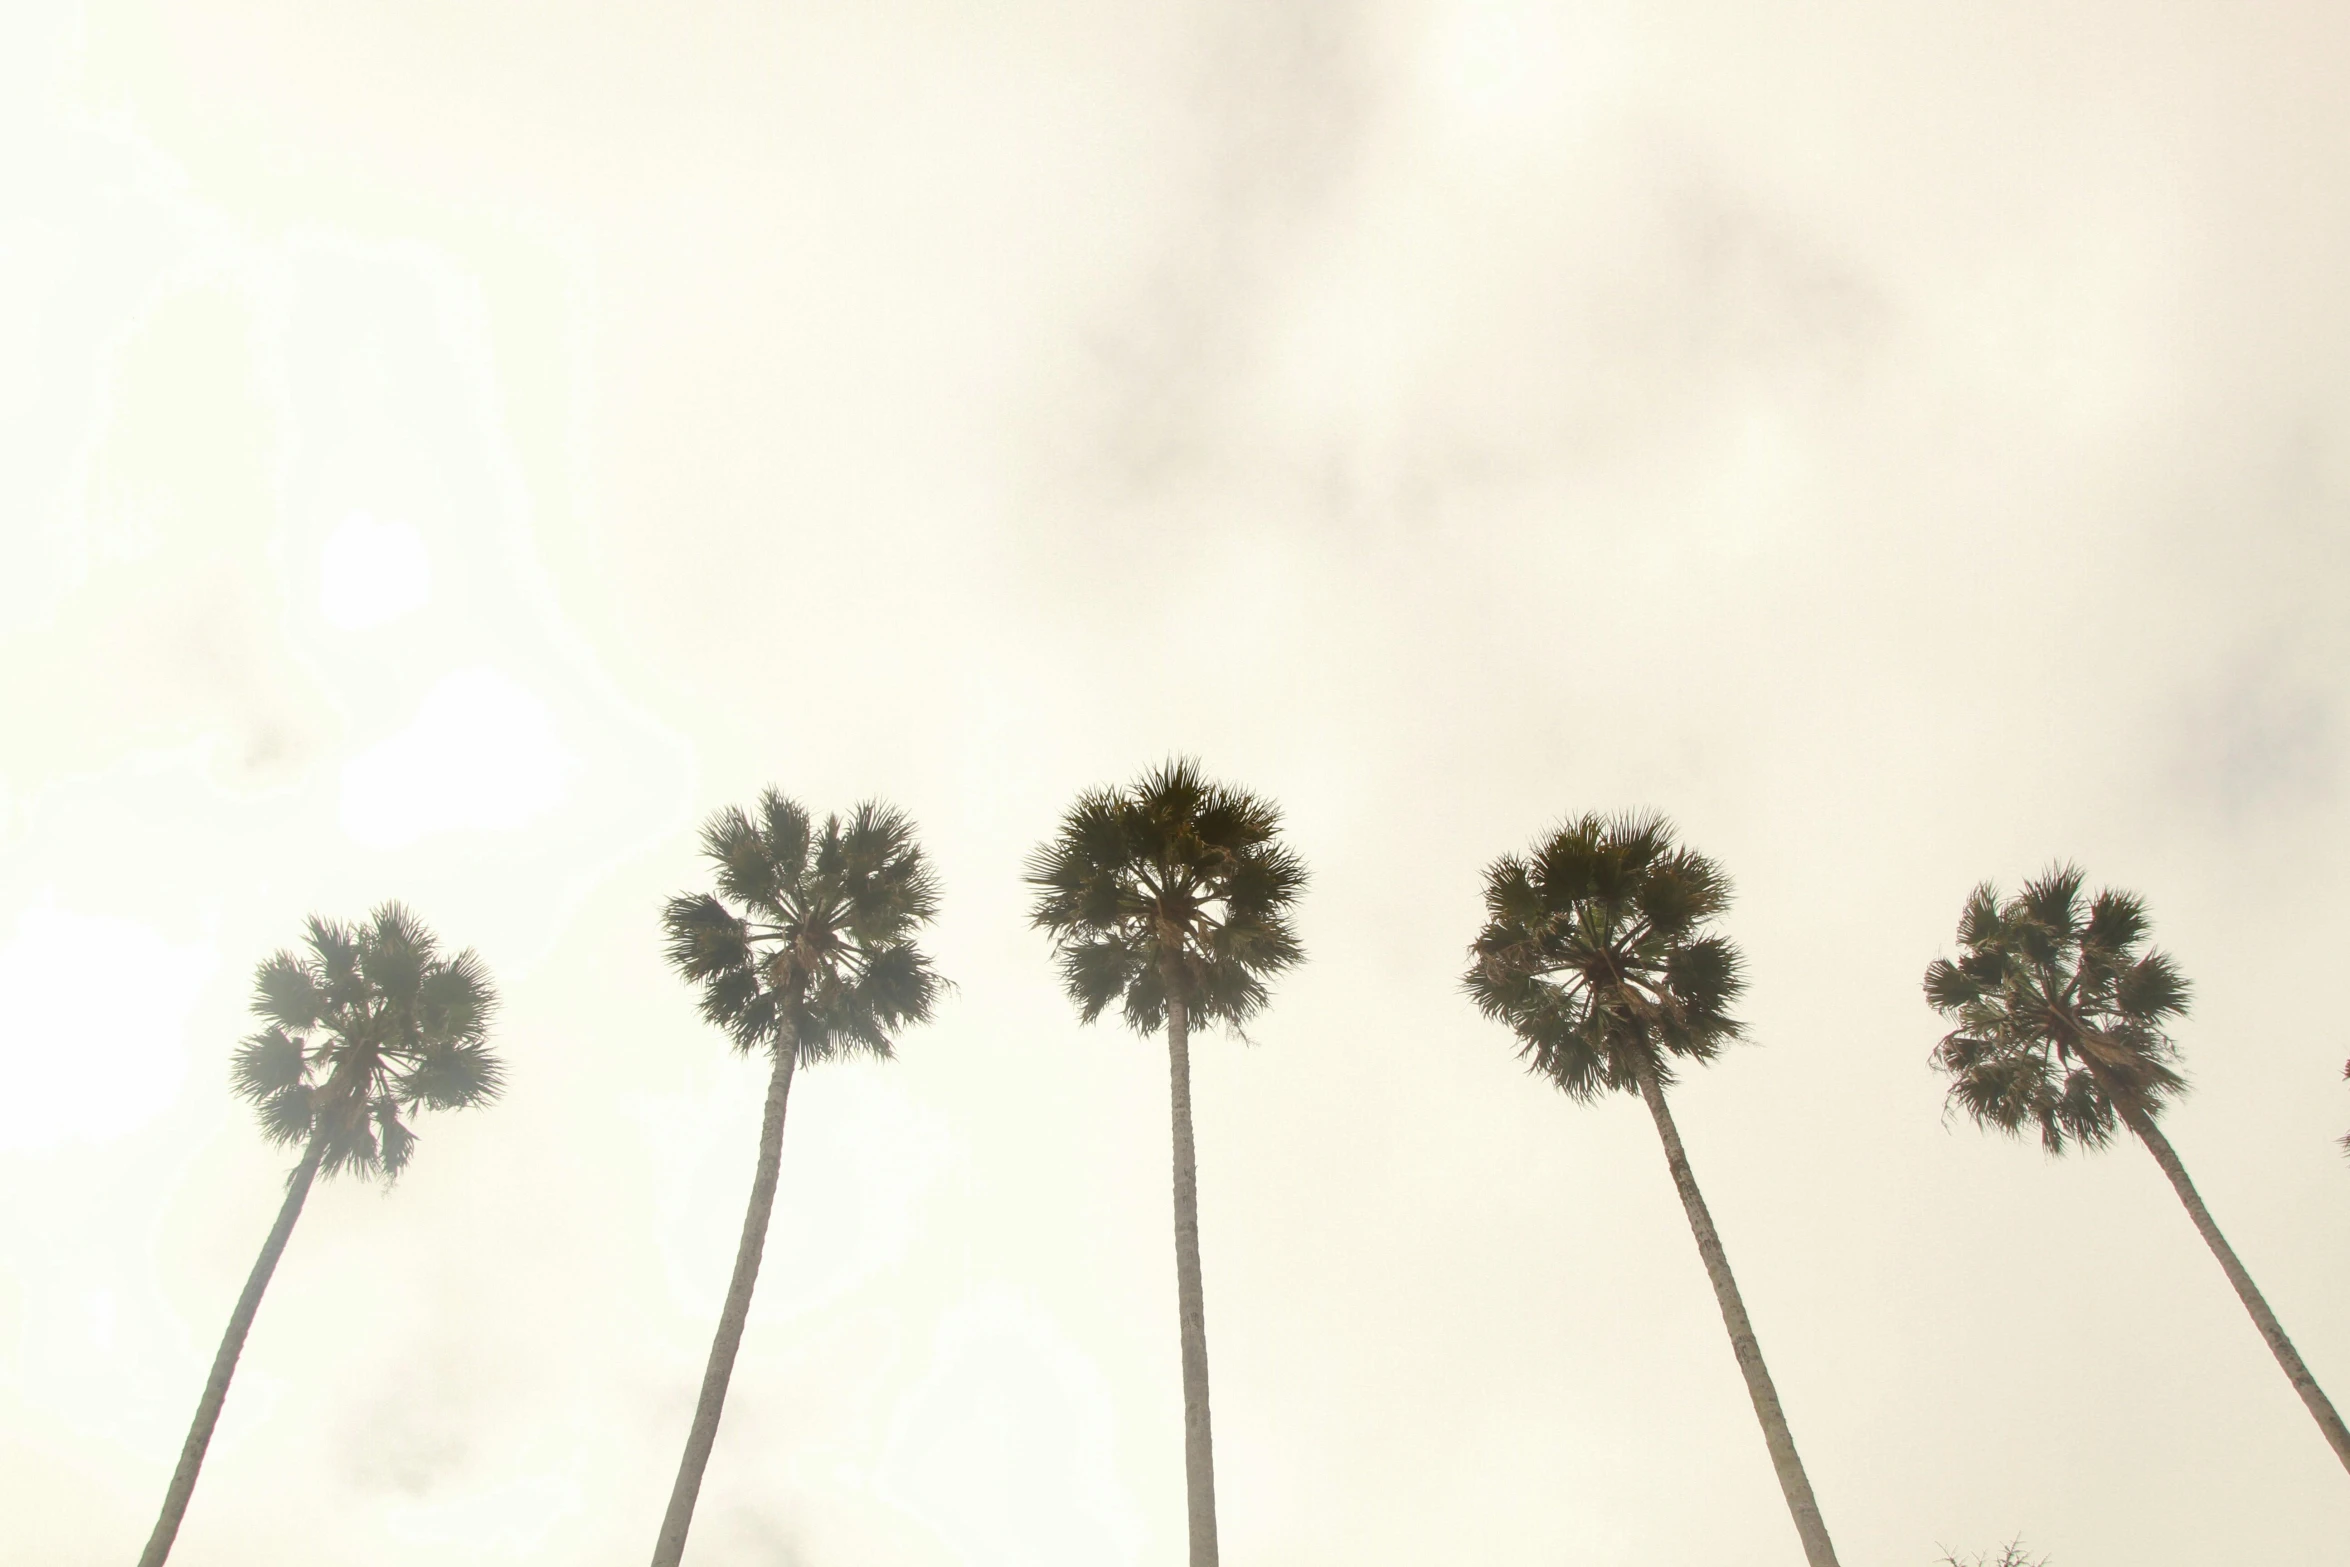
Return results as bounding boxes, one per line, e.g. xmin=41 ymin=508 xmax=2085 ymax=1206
xmin=0 ymin=907 xmax=216 ymax=1150
xmin=320 ymin=511 xmax=432 ymax=630
xmin=340 ymin=667 xmax=575 ymax=848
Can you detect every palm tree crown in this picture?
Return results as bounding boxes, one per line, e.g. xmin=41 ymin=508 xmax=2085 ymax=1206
xmin=1024 ymin=757 xmax=1306 ymax=1034
xmin=230 ymin=901 xmax=503 ymax=1181
xmin=1923 ymin=864 xmax=2190 ymax=1152
xmin=662 ymin=790 xmax=945 ymax=1061
xmin=1465 ymin=811 xmax=1745 ymax=1097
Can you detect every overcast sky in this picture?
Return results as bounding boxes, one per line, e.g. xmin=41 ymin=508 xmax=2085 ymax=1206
xmin=6 ymin=1 xmax=2350 ymax=1563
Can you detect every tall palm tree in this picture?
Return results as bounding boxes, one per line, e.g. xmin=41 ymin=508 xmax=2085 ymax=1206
xmin=651 ymin=790 xmax=944 ymax=1566
xmin=1925 ymin=864 xmax=2350 ymax=1476
xmin=1466 ymin=813 xmax=1843 ymax=1567
xmin=138 ymin=903 xmax=502 ymax=1567
xmin=1025 ymin=758 xmax=1306 ymax=1567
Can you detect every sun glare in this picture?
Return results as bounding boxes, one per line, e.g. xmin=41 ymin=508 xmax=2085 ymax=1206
xmin=319 ymin=510 xmax=433 ymax=631
xmin=0 ymin=906 xmax=216 ymax=1151
xmin=338 ymin=667 xmax=577 ymax=849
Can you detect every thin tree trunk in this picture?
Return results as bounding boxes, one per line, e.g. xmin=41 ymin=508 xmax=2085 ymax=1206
xmin=1165 ymin=991 xmax=1220 ymax=1567
xmin=2131 ymin=1113 xmax=2350 ymax=1476
xmin=137 ymin=1136 xmax=325 ymax=1567
xmin=1634 ymin=1063 xmax=1841 ymax=1567
xmin=651 ymin=1034 xmax=800 ymax=1567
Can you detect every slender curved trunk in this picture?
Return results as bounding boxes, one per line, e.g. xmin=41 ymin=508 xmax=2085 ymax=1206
xmin=1634 ymin=1063 xmax=1840 ymax=1567
xmin=2130 ymin=1113 xmax=2350 ymax=1475
xmin=1165 ymin=992 xmax=1220 ymax=1567
xmin=138 ymin=1136 xmax=325 ymax=1567
xmin=651 ymin=1033 xmax=800 ymax=1567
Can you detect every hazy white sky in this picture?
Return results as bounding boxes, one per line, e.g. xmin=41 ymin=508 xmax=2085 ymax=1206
xmin=5 ymin=1 xmax=2349 ymax=1562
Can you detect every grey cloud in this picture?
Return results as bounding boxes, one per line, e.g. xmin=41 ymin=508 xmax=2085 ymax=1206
xmin=1064 ymin=3 xmax=1378 ymax=498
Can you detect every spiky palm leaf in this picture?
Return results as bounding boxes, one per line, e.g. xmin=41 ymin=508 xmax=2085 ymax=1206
xmin=1923 ymin=864 xmax=2189 ymax=1152
xmin=229 ymin=902 xmax=504 ymax=1182
xmin=660 ymin=791 xmax=945 ymax=1061
xmin=1465 ymin=811 xmax=1746 ymax=1098
xmin=1023 ymin=757 xmax=1306 ymax=1036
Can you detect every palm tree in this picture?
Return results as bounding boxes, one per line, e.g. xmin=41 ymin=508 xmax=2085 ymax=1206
xmin=1925 ymin=864 xmax=2350 ymax=1476
xmin=138 ymin=903 xmax=502 ymax=1567
xmin=1466 ymin=812 xmax=1843 ymax=1567
xmin=651 ymin=790 xmax=944 ymax=1566
xmin=1025 ymin=758 xmax=1306 ymax=1567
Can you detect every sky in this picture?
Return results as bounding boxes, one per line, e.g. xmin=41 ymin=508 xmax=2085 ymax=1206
xmin=4 ymin=1 xmax=2349 ymax=1563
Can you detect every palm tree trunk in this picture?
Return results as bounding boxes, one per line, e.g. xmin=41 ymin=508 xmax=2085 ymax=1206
xmin=2130 ymin=1113 xmax=2350 ymax=1475
xmin=137 ymin=1136 xmax=325 ymax=1567
xmin=1165 ymin=992 xmax=1220 ymax=1567
xmin=1634 ymin=1062 xmax=1841 ymax=1567
xmin=651 ymin=1033 xmax=800 ymax=1567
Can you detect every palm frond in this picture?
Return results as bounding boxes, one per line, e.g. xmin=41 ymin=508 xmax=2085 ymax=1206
xmin=415 ymin=948 xmax=498 ymax=1045
xmin=1922 ymin=957 xmax=1983 ymax=1013
xmin=662 ymin=894 xmax=752 ymax=980
xmin=2082 ymin=889 xmax=2149 ymax=956
xmin=399 ymin=1040 xmax=507 ymax=1111
xmin=1954 ymin=882 xmax=2002 ymax=948
xmin=1665 ymin=934 xmax=1746 ymax=1019
xmin=251 ymin=951 xmax=326 ymax=1031
xmin=1058 ymin=934 xmax=1147 ymax=1027
xmin=359 ymin=901 xmax=434 ymax=1005
xmin=758 ymin=790 xmax=814 ymax=889
xmin=304 ymin=916 xmax=362 ymax=1003
xmin=253 ymin=1083 xmax=316 ymax=1148
xmin=314 ymin=1090 xmax=381 ymax=1180
xmin=718 ymin=984 xmax=780 ymax=1055
xmin=2018 ymin=864 xmax=2087 ymax=942
xmin=703 ymin=805 xmax=785 ymax=920
xmin=854 ymin=941 xmax=946 ymax=1032
xmin=838 ymin=800 xmax=943 ymax=943
xmin=1024 ymin=789 xmax=1131 ymax=933
xmin=374 ymin=1098 xmax=417 ymax=1181
xmin=2115 ymin=951 xmax=2190 ymax=1022
xmin=232 ymin=1028 xmax=310 ymax=1103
